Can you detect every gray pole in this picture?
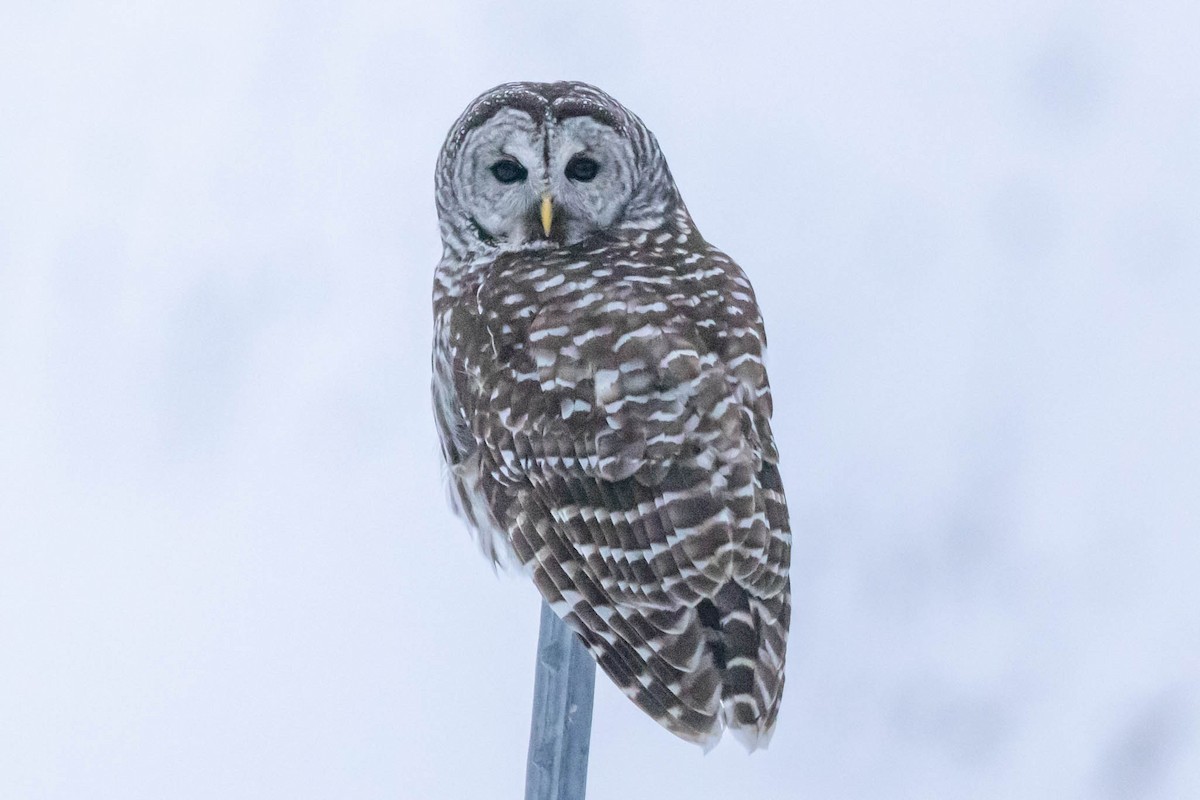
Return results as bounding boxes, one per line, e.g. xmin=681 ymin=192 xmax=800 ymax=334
xmin=524 ymin=601 xmax=596 ymax=800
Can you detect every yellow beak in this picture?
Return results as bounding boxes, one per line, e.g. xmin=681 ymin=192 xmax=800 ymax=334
xmin=540 ymin=193 xmax=553 ymax=237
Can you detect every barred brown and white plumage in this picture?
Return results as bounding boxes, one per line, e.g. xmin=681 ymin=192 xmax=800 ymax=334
xmin=431 ymin=81 xmax=791 ymax=749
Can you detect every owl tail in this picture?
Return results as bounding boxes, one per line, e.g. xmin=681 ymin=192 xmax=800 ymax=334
xmin=704 ymin=581 xmax=789 ymax=751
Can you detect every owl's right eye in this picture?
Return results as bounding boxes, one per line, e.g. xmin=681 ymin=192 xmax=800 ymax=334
xmin=490 ymin=159 xmax=527 ymax=184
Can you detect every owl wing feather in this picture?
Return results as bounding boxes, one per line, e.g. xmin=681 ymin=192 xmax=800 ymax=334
xmin=435 ymin=243 xmax=790 ymax=748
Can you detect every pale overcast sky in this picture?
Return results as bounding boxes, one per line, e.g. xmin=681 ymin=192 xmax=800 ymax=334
xmin=2 ymin=2 xmax=1198 ymax=798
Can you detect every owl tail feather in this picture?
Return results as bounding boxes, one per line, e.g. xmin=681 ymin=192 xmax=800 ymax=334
xmin=706 ymin=581 xmax=788 ymax=751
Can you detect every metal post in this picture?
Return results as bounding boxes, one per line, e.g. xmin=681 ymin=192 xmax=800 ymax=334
xmin=524 ymin=601 xmax=596 ymax=800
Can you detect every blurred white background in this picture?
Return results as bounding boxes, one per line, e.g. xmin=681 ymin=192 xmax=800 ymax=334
xmin=2 ymin=2 xmax=1197 ymax=798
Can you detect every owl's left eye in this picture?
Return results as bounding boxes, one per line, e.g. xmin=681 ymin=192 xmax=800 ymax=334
xmin=490 ymin=159 xmax=528 ymax=184
xmin=565 ymin=156 xmax=600 ymax=182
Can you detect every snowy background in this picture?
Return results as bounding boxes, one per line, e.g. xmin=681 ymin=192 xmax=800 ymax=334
xmin=2 ymin=2 xmax=1197 ymax=798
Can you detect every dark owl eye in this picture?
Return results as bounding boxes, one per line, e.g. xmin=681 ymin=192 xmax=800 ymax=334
xmin=565 ymin=155 xmax=600 ymax=182
xmin=490 ymin=159 xmax=527 ymax=184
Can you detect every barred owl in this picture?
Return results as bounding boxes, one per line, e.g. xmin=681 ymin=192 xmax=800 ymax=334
xmin=431 ymin=81 xmax=790 ymax=749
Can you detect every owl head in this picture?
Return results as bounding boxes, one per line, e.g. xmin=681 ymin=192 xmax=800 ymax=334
xmin=435 ymin=81 xmax=687 ymax=258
